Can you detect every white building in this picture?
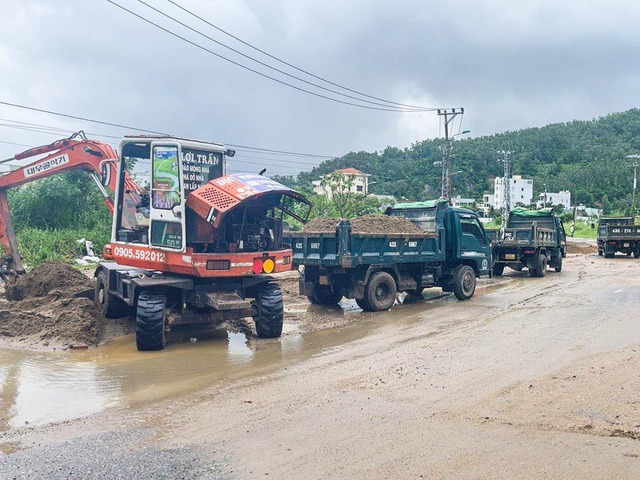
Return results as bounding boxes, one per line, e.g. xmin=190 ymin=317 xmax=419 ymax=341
xmin=492 ymin=175 xmax=534 ymax=210
xmin=451 ymin=195 xmax=475 ymax=209
xmin=537 ymin=190 xmax=571 ymax=209
xmin=312 ymin=167 xmax=370 ymax=197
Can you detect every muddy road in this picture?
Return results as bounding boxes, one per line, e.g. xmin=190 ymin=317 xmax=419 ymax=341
xmin=1 ymin=250 xmax=639 ymax=479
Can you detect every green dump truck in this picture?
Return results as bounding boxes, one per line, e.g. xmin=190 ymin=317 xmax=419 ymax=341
xmin=291 ymin=200 xmax=492 ymax=311
xmin=491 ymin=207 xmax=566 ymax=277
xmin=597 ymin=217 xmax=640 ymax=258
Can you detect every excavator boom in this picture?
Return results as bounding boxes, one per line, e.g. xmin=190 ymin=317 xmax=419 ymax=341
xmin=0 ymin=131 xmax=139 ymax=280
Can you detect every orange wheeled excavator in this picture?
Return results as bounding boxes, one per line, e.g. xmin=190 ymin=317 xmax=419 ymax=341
xmin=99 ymin=135 xmax=311 ymax=350
xmin=0 ymin=132 xmax=311 ymax=350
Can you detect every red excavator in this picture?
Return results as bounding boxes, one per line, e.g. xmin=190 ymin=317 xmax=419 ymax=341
xmin=99 ymin=135 xmax=311 ymax=350
xmin=0 ymin=131 xmax=141 ymax=281
xmin=0 ymin=132 xmax=311 ymax=350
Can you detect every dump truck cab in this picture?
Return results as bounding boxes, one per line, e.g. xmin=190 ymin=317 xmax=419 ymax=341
xmin=387 ymin=200 xmax=493 ymax=277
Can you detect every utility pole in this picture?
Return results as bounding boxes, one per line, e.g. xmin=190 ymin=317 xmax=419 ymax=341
xmin=626 ymin=154 xmax=639 ymax=220
xmin=437 ymin=108 xmax=464 ymax=202
xmin=498 ymin=150 xmax=512 ymax=226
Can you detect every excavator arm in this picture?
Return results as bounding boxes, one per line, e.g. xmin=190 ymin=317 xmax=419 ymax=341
xmin=0 ymin=131 xmax=138 ymax=281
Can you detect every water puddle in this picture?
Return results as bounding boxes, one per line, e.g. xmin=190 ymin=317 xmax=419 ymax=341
xmin=0 ymin=288 xmax=472 ymax=431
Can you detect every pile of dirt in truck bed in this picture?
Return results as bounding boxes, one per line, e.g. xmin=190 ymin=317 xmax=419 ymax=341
xmin=566 ymin=240 xmax=597 ymax=255
xmin=303 ymin=214 xmax=425 ymax=235
xmin=0 ymin=262 xmax=115 ymax=350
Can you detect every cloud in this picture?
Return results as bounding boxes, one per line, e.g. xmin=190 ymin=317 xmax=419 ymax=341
xmin=1 ymin=0 xmax=639 ymax=175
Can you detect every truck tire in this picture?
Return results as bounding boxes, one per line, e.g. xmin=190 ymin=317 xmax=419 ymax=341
xmin=253 ymin=282 xmax=284 ymax=338
xmin=311 ymin=285 xmax=343 ymax=305
xmin=365 ymin=271 xmax=397 ymax=311
xmin=136 ymin=290 xmax=166 ymax=351
xmin=453 ymin=265 xmax=476 ymax=300
xmin=554 ymin=255 xmax=563 ymax=273
xmin=530 ymin=254 xmax=547 ymax=277
xmin=492 ymin=263 xmax=505 ymax=277
xmin=634 ymin=249 xmax=639 ymax=258
xmin=95 ymin=270 xmax=128 ymax=318
xmin=598 ymin=249 xmax=603 ymax=256
xmin=604 ymin=252 xmax=614 ymax=259
xmin=355 ymin=296 xmax=372 ymax=311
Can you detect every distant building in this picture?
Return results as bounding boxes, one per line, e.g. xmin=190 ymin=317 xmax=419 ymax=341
xmin=451 ymin=195 xmax=475 ymax=209
xmin=312 ymin=167 xmax=370 ymax=197
xmin=492 ymin=175 xmax=534 ymax=210
xmin=537 ymin=190 xmax=571 ymax=209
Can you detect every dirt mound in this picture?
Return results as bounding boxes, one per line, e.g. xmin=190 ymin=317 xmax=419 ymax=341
xmin=566 ymin=240 xmax=597 ymax=255
xmin=304 ymin=215 xmax=425 ymax=235
xmin=5 ymin=261 xmax=93 ymax=301
xmin=0 ymin=262 xmax=120 ymax=350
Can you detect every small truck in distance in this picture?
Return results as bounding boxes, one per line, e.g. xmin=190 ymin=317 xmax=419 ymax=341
xmin=492 ymin=207 xmax=566 ymax=277
xmin=597 ymin=217 xmax=640 ymax=258
xmin=291 ymin=200 xmax=492 ymax=311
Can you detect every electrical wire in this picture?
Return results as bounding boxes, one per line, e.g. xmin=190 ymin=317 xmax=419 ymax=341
xmin=135 ymin=0 xmax=430 ymax=112
xmin=0 ymin=100 xmax=339 ymax=160
xmin=163 ymin=0 xmax=433 ymax=111
xmin=105 ymin=0 xmax=434 ymax=113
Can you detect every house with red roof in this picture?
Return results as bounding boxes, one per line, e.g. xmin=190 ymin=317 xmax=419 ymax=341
xmin=312 ymin=167 xmax=371 ymax=198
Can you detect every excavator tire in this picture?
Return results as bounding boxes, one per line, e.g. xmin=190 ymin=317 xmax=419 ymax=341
xmin=253 ymin=282 xmax=284 ymax=338
xmin=95 ymin=270 xmax=128 ymax=318
xmin=135 ymin=290 xmax=166 ymax=351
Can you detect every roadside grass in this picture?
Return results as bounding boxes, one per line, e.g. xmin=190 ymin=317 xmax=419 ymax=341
xmin=17 ymin=226 xmax=110 ymax=269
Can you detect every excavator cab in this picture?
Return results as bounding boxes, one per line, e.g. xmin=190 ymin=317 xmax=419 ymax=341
xmin=114 ymin=137 xmax=226 ymax=248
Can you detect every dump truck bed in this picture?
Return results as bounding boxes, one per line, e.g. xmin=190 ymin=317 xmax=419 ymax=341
xmin=291 ymin=222 xmax=442 ymax=268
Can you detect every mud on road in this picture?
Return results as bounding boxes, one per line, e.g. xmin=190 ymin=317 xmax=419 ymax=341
xmin=1 ymin=246 xmax=639 ymax=479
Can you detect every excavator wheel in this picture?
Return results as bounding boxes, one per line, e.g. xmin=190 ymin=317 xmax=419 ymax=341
xmin=95 ymin=270 xmax=128 ymax=318
xmin=135 ymin=290 xmax=167 ymax=351
xmin=253 ymin=282 xmax=284 ymax=338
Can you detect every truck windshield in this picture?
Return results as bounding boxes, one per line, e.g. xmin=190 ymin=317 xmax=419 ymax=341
xmin=388 ymin=207 xmax=437 ymax=233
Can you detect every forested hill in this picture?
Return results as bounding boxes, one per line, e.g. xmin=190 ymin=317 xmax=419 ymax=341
xmin=276 ymin=109 xmax=640 ymax=213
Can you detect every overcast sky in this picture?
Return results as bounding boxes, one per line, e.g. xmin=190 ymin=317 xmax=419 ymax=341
xmin=1 ymin=0 xmax=639 ymax=176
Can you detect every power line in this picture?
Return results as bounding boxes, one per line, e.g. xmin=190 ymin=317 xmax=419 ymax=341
xmin=105 ymin=0 xmax=434 ymax=113
xmin=135 ymin=0 xmax=430 ymax=112
xmin=0 ymin=100 xmax=339 ymax=159
xmin=163 ymin=0 xmax=433 ymax=112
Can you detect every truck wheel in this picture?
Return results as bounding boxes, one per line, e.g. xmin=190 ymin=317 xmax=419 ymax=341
xmin=95 ymin=270 xmax=128 ymax=318
xmin=598 ymin=249 xmax=603 ymax=256
xmin=355 ymin=297 xmax=372 ymax=311
xmin=554 ymin=255 xmax=563 ymax=273
xmin=311 ymin=285 xmax=343 ymax=305
xmin=453 ymin=265 xmax=476 ymax=300
xmin=135 ymin=290 xmax=166 ymax=351
xmin=604 ymin=252 xmax=614 ymax=259
xmin=530 ymin=254 xmax=547 ymax=277
xmin=492 ymin=263 xmax=505 ymax=277
xmin=634 ymin=249 xmax=639 ymax=258
xmin=365 ymin=271 xmax=397 ymax=311
xmin=253 ymin=282 xmax=284 ymax=338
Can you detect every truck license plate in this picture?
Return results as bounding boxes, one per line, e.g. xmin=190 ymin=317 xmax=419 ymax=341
xmin=505 ymin=254 xmax=516 ymax=260
xmin=623 ymin=243 xmax=630 ymax=247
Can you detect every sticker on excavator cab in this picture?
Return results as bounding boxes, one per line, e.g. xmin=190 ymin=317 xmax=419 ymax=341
xmin=152 ymin=146 xmax=181 ymax=210
xmin=151 ymin=221 xmax=183 ymax=249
